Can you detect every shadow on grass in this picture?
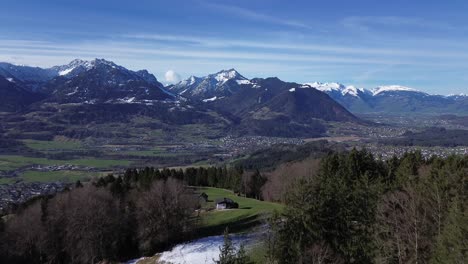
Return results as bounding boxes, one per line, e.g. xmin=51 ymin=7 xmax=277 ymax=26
xmin=193 ymin=214 xmax=262 ymax=239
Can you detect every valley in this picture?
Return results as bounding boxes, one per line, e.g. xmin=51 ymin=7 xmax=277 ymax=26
xmin=0 ymin=58 xmax=466 ymax=264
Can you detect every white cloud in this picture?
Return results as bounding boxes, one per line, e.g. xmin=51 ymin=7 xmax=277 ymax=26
xmin=202 ymin=2 xmax=312 ymax=30
xmin=165 ymin=70 xmax=181 ymax=83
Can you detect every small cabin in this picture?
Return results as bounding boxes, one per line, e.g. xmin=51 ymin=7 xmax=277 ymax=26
xmin=215 ymin=198 xmax=239 ymax=210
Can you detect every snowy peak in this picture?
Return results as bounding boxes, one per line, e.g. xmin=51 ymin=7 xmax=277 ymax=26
xmin=211 ymin=69 xmax=247 ymax=84
xmin=169 ymin=68 xmax=251 ymax=99
xmin=305 ymin=82 xmax=426 ymax=97
xmin=179 ymin=75 xmax=202 ymax=87
xmin=52 ymin=58 xmax=122 ymax=77
xmin=371 ymin=85 xmax=423 ymax=96
xmin=305 ymin=82 xmax=365 ymax=97
xmin=50 ymin=58 xmax=163 ymax=87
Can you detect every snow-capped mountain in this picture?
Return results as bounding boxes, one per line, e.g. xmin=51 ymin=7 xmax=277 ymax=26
xmin=43 ymin=59 xmax=174 ymax=104
xmin=168 ymin=69 xmax=252 ymax=100
xmin=371 ymin=85 xmax=426 ymax=96
xmin=304 ymin=82 xmax=370 ymax=97
xmin=50 ymin=59 xmax=94 ymax=77
xmin=305 ymin=82 xmax=467 ymax=114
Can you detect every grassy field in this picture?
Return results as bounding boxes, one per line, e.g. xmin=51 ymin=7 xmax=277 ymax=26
xmin=196 ymin=187 xmax=283 ymax=233
xmin=22 ymin=139 xmax=84 ymax=151
xmin=20 ymin=170 xmax=101 ymax=183
xmin=0 ymin=178 xmax=17 ymax=184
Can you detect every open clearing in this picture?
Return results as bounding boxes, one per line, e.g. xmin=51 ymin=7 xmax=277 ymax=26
xmin=197 ymin=187 xmax=283 ymax=232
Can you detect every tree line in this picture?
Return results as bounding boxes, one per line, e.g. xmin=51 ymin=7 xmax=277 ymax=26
xmin=0 ymin=164 xmax=268 ymax=263
xmin=0 ymin=177 xmax=196 ymax=263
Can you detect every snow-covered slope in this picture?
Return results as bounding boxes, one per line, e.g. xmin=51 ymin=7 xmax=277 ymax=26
xmin=305 ymin=81 xmax=465 ymax=114
xmin=43 ymin=59 xmax=174 ymax=103
xmin=304 ymin=82 xmax=367 ymax=97
xmin=371 ymin=85 xmax=424 ymax=96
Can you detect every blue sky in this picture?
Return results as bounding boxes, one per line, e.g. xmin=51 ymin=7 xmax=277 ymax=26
xmin=1 ymin=0 xmax=468 ymax=94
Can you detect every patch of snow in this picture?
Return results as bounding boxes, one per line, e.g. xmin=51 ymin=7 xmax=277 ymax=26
xmin=125 ymin=97 xmax=135 ymax=103
xmin=289 ymin=88 xmax=296 ymax=92
xmin=59 ymin=67 xmax=75 ymax=76
xmin=215 ymin=69 xmax=239 ymax=84
xmin=157 ymin=233 xmax=258 ymax=264
xmin=202 ymin=96 xmax=222 ymax=102
xmin=66 ymin=87 xmax=79 ymax=96
xmin=236 ymin=79 xmax=251 ymax=85
xmin=189 ymin=76 xmax=197 ymax=85
xmin=305 ymin=82 xmax=344 ymax=92
xmin=6 ymin=77 xmax=14 ymax=83
xmin=447 ymin=93 xmax=467 ymax=97
xmin=83 ymin=99 xmax=97 ymax=104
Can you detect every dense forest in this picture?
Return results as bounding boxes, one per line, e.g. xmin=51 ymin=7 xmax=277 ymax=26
xmin=267 ymin=150 xmax=467 ymax=264
xmin=0 ymin=149 xmax=466 ymax=263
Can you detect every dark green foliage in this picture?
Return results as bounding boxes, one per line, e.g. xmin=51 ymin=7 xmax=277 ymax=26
xmin=273 ymin=150 xmax=467 ymax=264
xmin=216 ymin=228 xmax=253 ymax=264
xmin=275 ymin=149 xmax=384 ymax=263
xmin=217 ymin=228 xmax=237 ymax=264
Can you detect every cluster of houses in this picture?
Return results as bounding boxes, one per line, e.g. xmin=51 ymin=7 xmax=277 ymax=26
xmin=365 ymin=145 xmax=468 ymax=160
xmin=220 ymin=135 xmax=304 ymax=155
xmin=0 ymin=182 xmax=68 ymax=214
xmin=33 ymin=164 xmax=95 ymax=172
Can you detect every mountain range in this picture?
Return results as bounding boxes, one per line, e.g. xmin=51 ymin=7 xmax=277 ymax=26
xmin=306 ymin=82 xmax=467 ymax=114
xmin=0 ymin=59 xmax=466 ymax=138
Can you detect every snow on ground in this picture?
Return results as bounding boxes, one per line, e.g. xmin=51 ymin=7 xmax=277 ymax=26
xmin=158 ymin=234 xmax=258 ymax=264
xmin=125 ymin=232 xmax=260 ymax=264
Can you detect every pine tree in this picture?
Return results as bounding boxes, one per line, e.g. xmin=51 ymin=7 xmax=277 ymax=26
xmin=216 ymin=228 xmax=237 ymax=264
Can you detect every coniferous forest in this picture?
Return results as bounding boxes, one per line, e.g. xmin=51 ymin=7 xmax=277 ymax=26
xmin=0 ymin=150 xmax=466 ymax=264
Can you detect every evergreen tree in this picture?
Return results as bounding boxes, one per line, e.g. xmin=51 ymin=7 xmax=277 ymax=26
xmin=217 ymin=228 xmax=237 ymax=264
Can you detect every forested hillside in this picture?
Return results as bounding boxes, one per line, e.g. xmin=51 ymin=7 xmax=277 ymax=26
xmin=0 ymin=150 xmax=466 ymax=264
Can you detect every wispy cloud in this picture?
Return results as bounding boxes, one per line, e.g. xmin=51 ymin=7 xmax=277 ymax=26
xmin=2 ymin=39 xmax=468 ymax=67
xmin=201 ymin=1 xmax=313 ymax=30
xmin=342 ymin=16 xmax=461 ymax=33
xmin=122 ymin=33 xmax=468 ymax=60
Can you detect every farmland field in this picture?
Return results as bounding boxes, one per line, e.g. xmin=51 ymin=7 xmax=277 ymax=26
xmin=20 ymin=170 xmax=101 ymax=183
